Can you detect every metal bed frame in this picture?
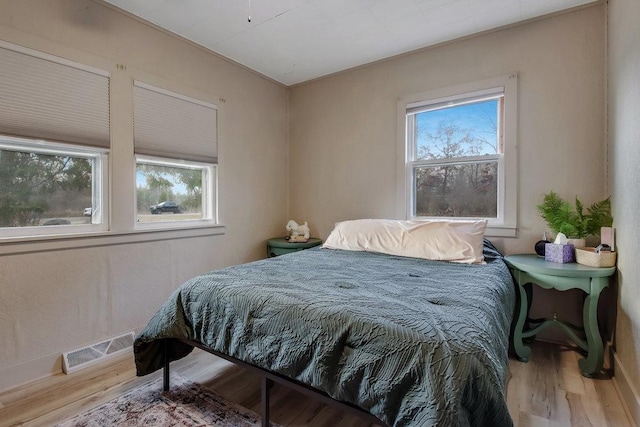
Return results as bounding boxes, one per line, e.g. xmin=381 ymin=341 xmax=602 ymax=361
xmin=162 ymin=339 xmax=387 ymax=427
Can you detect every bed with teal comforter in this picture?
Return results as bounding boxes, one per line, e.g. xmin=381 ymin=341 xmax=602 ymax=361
xmin=134 ymin=242 xmax=515 ymax=426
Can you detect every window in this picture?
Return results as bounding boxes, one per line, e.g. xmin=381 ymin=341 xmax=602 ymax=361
xmin=136 ymin=156 xmax=216 ymax=224
xmin=133 ymin=81 xmax=218 ymax=228
xmin=0 ymin=136 xmax=107 ymax=237
xmin=409 ymin=94 xmax=502 ymax=218
xmin=0 ymin=41 xmax=110 ymax=239
xmin=398 ymin=74 xmax=517 ymax=236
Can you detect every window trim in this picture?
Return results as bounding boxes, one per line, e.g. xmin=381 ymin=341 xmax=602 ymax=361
xmin=396 ymin=74 xmax=518 ymax=237
xmin=0 ymin=135 xmax=109 ymax=238
xmin=0 ymin=226 xmax=226 ymax=256
xmin=134 ymin=154 xmax=218 ymax=231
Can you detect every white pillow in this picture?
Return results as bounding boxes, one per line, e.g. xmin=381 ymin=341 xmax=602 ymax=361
xmin=322 ymin=219 xmax=487 ymax=264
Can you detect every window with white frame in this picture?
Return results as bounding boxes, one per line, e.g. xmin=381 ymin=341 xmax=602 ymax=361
xmin=133 ymin=81 xmax=218 ymax=227
xmin=136 ymin=156 xmax=215 ymax=223
xmin=398 ymin=74 xmax=518 ymax=236
xmin=0 ymin=137 xmax=106 ymax=231
xmin=0 ymin=42 xmax=110 ymax=238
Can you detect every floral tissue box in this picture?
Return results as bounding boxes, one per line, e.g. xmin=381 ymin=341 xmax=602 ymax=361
xmin=545 ymin=243 xmax=575 ymax=263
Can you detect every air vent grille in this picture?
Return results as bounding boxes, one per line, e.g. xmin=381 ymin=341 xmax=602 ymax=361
xmin=62 ymin=332 xmax=134 ymax=374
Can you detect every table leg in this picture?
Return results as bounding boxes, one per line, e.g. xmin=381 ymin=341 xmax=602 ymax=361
xmin=261 ymin=376 xmax=273 ymax=427
xmin=513 ymin=280 xmax=532 ymax=362
xmin=578 ymin=278 xmax=606 ymax=377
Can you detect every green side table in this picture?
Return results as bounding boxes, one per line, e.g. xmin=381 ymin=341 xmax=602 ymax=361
xmin=267 ymin=237 xmax=322 ymax=258
xmin=504 ymin=254 xmax=616 ymax=377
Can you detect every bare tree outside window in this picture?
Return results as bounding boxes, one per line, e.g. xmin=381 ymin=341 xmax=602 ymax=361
xmin=411 ymin=98 xmax=501 ymax=218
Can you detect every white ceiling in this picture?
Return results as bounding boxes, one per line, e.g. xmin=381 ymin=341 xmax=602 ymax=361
xmin=103 ymin=0 xmax=597 ymax=86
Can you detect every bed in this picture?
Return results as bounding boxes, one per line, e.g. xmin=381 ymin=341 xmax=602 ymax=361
xmin=134 ymin=226 xmax=515 ymax=427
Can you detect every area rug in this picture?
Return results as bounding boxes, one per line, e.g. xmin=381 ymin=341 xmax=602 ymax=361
xmin=56 ymin=374 xmax=280 ymax=427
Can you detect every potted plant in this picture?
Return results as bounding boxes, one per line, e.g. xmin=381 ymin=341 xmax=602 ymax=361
xmin=537 ymin=191 xmax=612 ymax=247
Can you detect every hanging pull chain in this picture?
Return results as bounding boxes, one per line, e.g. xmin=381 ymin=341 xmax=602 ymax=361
xmin=248 ymin=0 xmax=252 ymax=22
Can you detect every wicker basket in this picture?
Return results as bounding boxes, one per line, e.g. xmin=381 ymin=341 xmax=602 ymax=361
xmin=575 ymin=247 xmax=617 ymax=268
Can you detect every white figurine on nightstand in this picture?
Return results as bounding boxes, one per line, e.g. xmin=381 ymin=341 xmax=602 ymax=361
xmin=285 ymin=219 xmax=310 ymax=242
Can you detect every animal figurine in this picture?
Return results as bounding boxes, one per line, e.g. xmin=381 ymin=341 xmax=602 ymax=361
xmin=285 ymin=219 xmax=310 ymax=241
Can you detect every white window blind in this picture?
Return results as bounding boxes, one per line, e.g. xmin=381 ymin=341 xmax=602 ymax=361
xmin=406 ymin=87 xmax=504 ymax=116
xmin=133 ymin=81 xmax=218 ymax=163
xmin=0 ymin=42 xmax=110 ymax=148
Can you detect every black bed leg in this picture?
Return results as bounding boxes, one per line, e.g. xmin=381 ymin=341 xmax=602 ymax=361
xmin=163 ymin=340 xmax=170 ymax=391
xmin=261 ymin=377 xmax=273 ymax=427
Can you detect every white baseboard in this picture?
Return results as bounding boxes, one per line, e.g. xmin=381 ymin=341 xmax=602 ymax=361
xmin=613 ymin=352 xmax=640 ymax=426
xmin=0 ymin=328 xmax=142 ymax=394
xmin=0 ymin=352 xmax=62 ymax=393
xmin=0 ymin=347 xmax=137 ymax=394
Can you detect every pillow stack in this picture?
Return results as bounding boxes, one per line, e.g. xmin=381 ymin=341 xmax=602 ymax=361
xmin=323 ymin=218 xmax=487 ymax=264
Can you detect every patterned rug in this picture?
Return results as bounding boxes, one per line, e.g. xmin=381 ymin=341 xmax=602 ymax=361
xmin=56 ymin=374 xmax=279 ymax=427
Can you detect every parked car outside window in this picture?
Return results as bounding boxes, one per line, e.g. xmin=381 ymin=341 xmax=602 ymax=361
xmin=150 ymin=201 xmax=182 ymax=214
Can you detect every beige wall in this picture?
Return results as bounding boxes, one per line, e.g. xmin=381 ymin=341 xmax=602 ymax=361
xmin=288 ymin=5 xmax=607 ymax=255
xmin=0 ymin=0 xmax=288 ymax=391
xmin=609 ymin=0 xmax=640 ymax=421
xmin=289 ymin=7 xmax=606 ymax=339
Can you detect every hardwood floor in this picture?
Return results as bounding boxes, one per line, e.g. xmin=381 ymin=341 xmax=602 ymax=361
xmin=0 ymin=341 xmax=633 ymax=427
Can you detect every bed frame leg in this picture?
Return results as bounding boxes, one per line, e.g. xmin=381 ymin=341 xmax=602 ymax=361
xmin=261 ymin=376 xmax=273 ymax=427
xmin=163 ymin=340 xmax=170 ymax=391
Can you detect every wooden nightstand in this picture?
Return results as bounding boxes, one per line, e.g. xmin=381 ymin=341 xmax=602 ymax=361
xmin=267 ymin=237 xmax=322 ymax=258
xmin=504 ymin=254 xmax=616 ymax=377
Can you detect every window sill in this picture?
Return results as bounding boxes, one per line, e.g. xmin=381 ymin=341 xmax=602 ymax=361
xmin=486 ymin=226 xmax=517 ymax=238
xmin=0 ymin=224 xmax=226 ymax=256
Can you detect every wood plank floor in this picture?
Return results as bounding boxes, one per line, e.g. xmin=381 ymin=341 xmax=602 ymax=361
xmin=0 ymin=341 xmax=633 ymax=427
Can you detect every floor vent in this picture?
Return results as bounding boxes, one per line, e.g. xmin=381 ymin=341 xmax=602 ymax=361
xmin=62 ymin=332 xmax=135 ymax=374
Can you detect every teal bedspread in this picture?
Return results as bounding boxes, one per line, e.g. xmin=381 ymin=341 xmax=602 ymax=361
xmin=134 ymin=243 xmax=515 ymax=426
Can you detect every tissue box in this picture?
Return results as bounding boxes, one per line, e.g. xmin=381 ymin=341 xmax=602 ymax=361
xmin=545 ymin=243 xmax=575 ymax=263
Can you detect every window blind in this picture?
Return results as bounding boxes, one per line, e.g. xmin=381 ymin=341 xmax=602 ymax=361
xmin=0 ymin=42 xmax=110 ymax=148
xmin=406 ymin=87 xmax=503 ymax=116
xmin=133 ymin=81 xmax=218 ymax=163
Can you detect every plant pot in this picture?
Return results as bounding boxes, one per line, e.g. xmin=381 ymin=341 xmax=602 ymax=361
xmin=566 ymin=238 xmax=586 ymax=249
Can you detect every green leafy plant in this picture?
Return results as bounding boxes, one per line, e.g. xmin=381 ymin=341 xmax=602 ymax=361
xmin=537 ymin=191 xmax=612 ymax=239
